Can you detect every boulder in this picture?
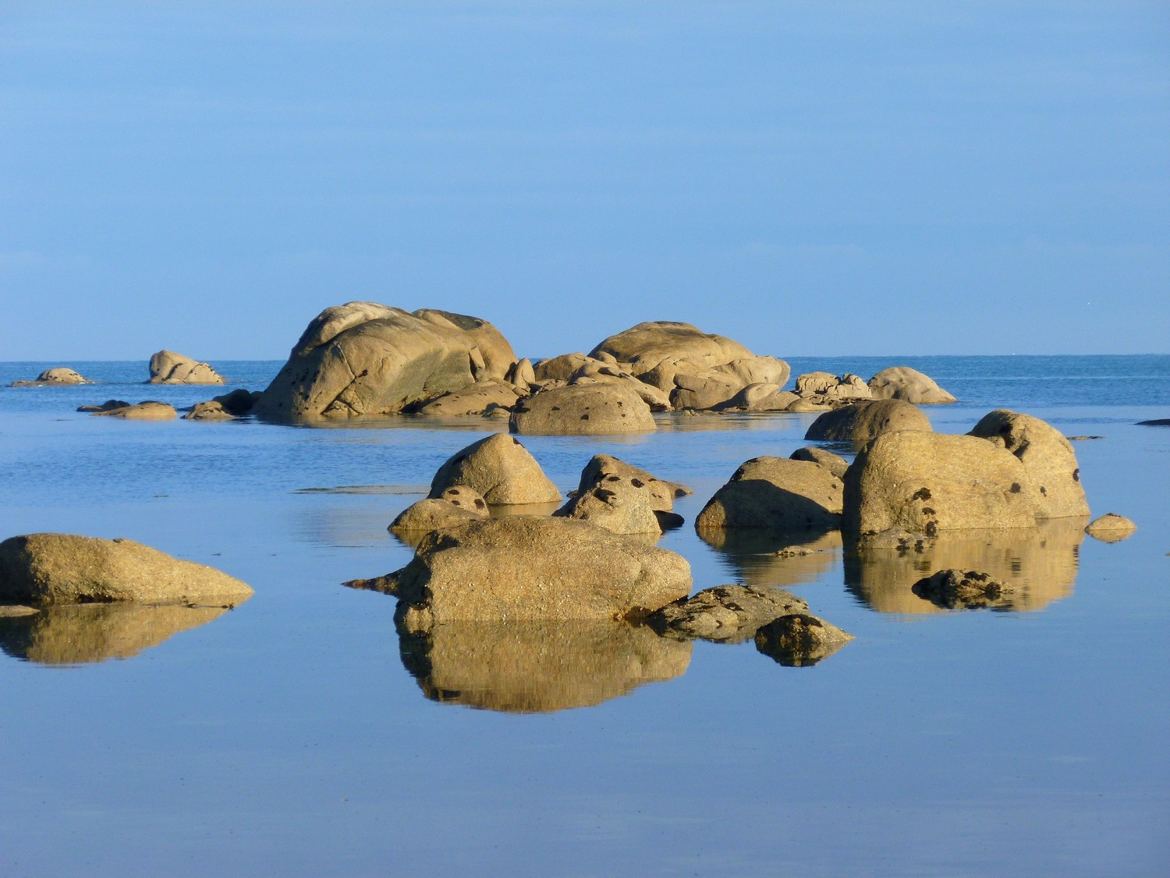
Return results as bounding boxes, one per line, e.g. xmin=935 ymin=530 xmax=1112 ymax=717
xmin=184 ymin=401 xmax=235 ymax=421
xmin=569 ymin=363 xmax=673 ymax=411
xmin=714 ymin=384 xmax=799 ymax=413
xmin=91 ymin=401 xmax=177 ymax=421
xmin=670 ymin=356 xmax=791 ymax=410
xmin=1085 ymin=513 xmax=1136 ymax=543
xmin=396 ymin=620 xmax=691 ymax=713
xmin=148 ymin=350 xmax=224 ymax=385
xmin=648 ymin=584 xmax=809 ymax=643
xmin=695 ymin=457 xmax=843 ymax=531
xmin=389 ymin=491 xmax=489 ymax=547
xmin=868 ymin=366 xmax=956 ymax=404
xmin=789 ymin=446 xmax=849 ymax=480
xmin=804 ymin=399 xmax=932 ymax=450
xmin=968 ymin=409 xmax=1089 ymax=519
xmin=555 ymin=474 xmax=663 ymax=535
xmin=379 ymin=516 xmax=693 ymax=627
xmin=415 ymin=380 xmax=520 ymax=417
xmin=429 ymin=434 xmax=560 ymax=505
xmin=843 ymin=432 xmax=1038 ymax=536
xmin=254 ymin=302 xmax=515 ymax=421
xmin=754 ymin=613 xmax=853 ymax=667
xmin=77 ymin=399 xmax=130 ymax=413
xmin=794 ymin=372 xmax=872 ymax=405
xmin=0 ymin=534 xmax=253 ymax=605
xmin=911 ymin=569 xmax=1014 ymax=610
xmin=10 ymin=367 xmax=89 ymax=387
xmin=589 ymin=321 xmax=762 ymax=393
xmin=504 ymin=357 xmax=537 ymax=389
xmin=533 ymin=353 xmax=595 ymax=382
xmin=575 ymin=454 xmax=691 ymax=514
xmin=510 ymin=383 xmax=655 ymax=435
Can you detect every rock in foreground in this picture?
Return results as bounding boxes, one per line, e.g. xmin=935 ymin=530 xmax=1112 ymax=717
xmin=0 ymin=534 xmax=253 ymax=605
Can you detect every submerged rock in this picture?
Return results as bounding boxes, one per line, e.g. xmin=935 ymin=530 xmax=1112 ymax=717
xmin=148 ymin=350 xmax=224 ymax=385
xmin=867 ymin=366 xmax=956 ymax=404
xmin=969 ymin=409 xmax=1088 ymax=519
xmin=91 ymin=401 xmax=178 ymax=421
xmin=382 ymin=516 xmax=692 ymax=627
xmin=696 ymin=457 xmax=843 ymax=531
xmin=429 ymin=434 xmax=560 ymax=505
xmin=911 ymin=569 xmax=1015 ymax=610
xmin=254 ymin=302 xmax=515 ymax=421
xmin=77 ymin=399 xmax=131 ymax=413
xmin=397 ymin=619 xmax=691 ymax=713
xmin=804 ymin=399 xmax=932 ymax=449
xmin=754 ymin=613 xmax=853 ymax=667
xmin=0 ymin=533 xmax=253 ymax=605
xmin=648 ymin=584 xmax=809 ymax=642
xmin=510 ymin=383 xmax=655 ymax=435
xmin=1085 ymin=513 xmax=1137 ymax=542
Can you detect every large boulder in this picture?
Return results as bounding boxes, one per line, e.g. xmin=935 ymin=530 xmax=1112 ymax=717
xmin=396 ymin=620 xmax=691 ymax=713
xmin=10 ymin=367 xmax=89 ymax=387
xmin=510 ymin=383 xmax=655 ymax=435
xmin=589 ymin=321 xmax=791 ymax=410
xmin=377 ymin=517 xmax=692 ymax=628
xmin=868 ymin=366 xmax=956 ymax=404
xmin=254 ymin=302 xmax=515 ymax=421
xmin=843 ymin=432 xmax=1039 ymax=536
xmin=575 ymin=454 xmax=691 ymax=514
xmin=148 ymin=350 xmax=224 ymax=385
xmin=696 ymin=457 xmax=843 ymax=531
xmin=0 ymin=534 xmax=253 ymax=605
xmin=804 ymin=399 xmax=932 ymax=449
xmin=968 ymin=409 xmax=1088 ymax=519
xmin=429 ymin=434 xmax=560 ymax=505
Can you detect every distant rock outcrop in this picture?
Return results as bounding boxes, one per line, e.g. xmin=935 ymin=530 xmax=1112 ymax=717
xmin=9 ymin=367 xmax=89 ymax=387
xmin=149 ymin=350 xmax=224 ymax=385
xmin=867 ymin=366 xmax=956 ymax=404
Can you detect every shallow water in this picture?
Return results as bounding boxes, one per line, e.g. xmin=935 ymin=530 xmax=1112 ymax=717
xmin=2 ymin=357 xmax=1169 ymax=877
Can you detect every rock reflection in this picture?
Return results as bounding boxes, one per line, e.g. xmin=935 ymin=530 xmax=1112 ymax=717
xmin=697 ymin=527 xmax=843 ymax=589
xmin=844 ymin=517 xmax=1087 ymax=614
xmin=0 ymin=602 xmax=240 ymax=665
xmin=397 ymin=619 xmax=692 ymax=713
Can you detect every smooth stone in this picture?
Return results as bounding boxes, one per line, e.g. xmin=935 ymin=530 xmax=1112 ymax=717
xmin=867 ymin=365 xmax=956 ymax=404
xmin=1085 ymin=513 xmax=1137 ymax=542
xmin=696 ymin=457 xmax=843 ymax=531
xmin=429 ymin=434 xmax=560 ymax=505
xmin=510 ymin=383 xmax=655 ymax=435
xmin=804 ymin=399 xmax=932 ymax=450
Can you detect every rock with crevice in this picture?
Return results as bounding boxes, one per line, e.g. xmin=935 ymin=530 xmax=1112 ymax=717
xmin=429 ymin=434 xmax=560 ymax=505
xmin=148 ymin=350 xmax=224 ymax=385
xmin=555 ymin=474 xmax=663 ymax=535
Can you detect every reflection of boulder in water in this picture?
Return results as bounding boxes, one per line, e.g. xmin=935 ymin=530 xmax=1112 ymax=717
xmin=844 ymin=517 xmax=1087 ymax=614
xmin=0 ymin=603 xmax=236 ymax=665
xmin=697 ymin=527 xmax=843 ymax=589
xmin=397 ymin=619 xmax=691 ymax=713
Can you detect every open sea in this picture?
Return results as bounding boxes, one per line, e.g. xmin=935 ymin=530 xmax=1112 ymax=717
xmin=2 ymin=355 xmax=1168 ymax=877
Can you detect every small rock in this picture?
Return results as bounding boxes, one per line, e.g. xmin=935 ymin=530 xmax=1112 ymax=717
xmin=754 ymin=613 xmax=853 ymax=666
xmin=789 ymin=446 xmax=849 ymax=480
xmin=77 ymin=399 xmax=131 ymax=413
xmin=1085 ymin=513 xmax=1137 ymax=542
xmin=911 ymin=568 xmax=1014 ymax=609
xmin=867 ymin=366 xmax=956 ymax=404
xmin=648 ymin=584 xmax=808 ymax=642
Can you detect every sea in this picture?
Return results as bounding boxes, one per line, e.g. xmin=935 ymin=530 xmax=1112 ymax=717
xmin=2 ymin=355 xmax=1168 ymax=877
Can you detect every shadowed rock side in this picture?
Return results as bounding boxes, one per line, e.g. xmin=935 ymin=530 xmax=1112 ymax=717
xmin=867 ymin=366 xmax=956 ymax=404
xmin=844 ymin=517 xmax=1086 ymax=614
xmin=254 ymin=302 xmax=515 ymax=421
xmin=804 ymin=399 xmax=932 ymax=450
xmin=696 ymin=457 xmax=843 ymax=531
xmin=0 ymin=603 xmax=236 ymax=665
xmin=0 ymin=533 xmax=254 ymax=605
xmin=754 ymin=614 xmax=853 ymax=667
xmin=510 ymin=383 xmax=656 ymax=435
xmin=968 ymin=409 xmax=1088 ymax=518
xmin=91 ymin=401 xmax=178 ymax=421
xmin=696 ymin=528 xmax=843 ymax=590
xmin=429 ymin=434 xmax=560 ymax=505
xmin=396 ymin=619 xmax=692 ymax=713
xmin=149 ymin=350 xmax=224 ymax=385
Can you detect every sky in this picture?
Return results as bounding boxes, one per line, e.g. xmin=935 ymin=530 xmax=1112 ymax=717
xmin=1 ymin=1 xmax=1168 ymax=361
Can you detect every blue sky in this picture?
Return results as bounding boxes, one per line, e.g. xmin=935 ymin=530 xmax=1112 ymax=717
xmin=1 ymin=1 xmax=1167 ymax=360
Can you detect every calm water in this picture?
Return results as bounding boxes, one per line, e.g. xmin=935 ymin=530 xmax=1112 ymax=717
xmin=2 ymin=356 xmax=1169 ymax=877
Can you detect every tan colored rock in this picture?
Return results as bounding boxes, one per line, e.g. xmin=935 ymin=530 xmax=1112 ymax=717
xmin=389 ymin=499 xmax=487 ymax=547
xmin=589 ymin=321 xmax=759 ymax=393
xmin=696 ymin=457 xmax=843 ymax=531
xmin=415 ymin=380 xmax=520 ymax=417
xmin=429 ymin=434 xmax=560 ymax=505
xmin=754 ymin=613 xmax=852 ymax=666
xmin=912 ymin=569 xmax=1015 ymax=610
xmin=92 ymin=401 xmax=178 ymax=421
xmin=0 ymin=605 xmax=39 ymax=618
xmin=510 ymin=383 xmax=655 ymax=435
xmin=1085 ymin=513 xmax=1136 ymax=542
xmin=786 ymin=398 xmax=832 ymax=413
xmin=185 ymin=401 xmax=235 ymax=420
xmin=385 ymin=516 xmax=692 ymax=627
xmin=148 ymin=350 xmax=224 ymax=385
xmin=648 ymin=584 xmax=809 ymax=643
xmin=0 ymin=533 xmax=253 ymax=605
xmin=843 ymin=432 xmax=1038 ymax=535
xmin=844 ymin=517 xmax=1085 ymax=614
xmin=254 ymin=302 xmax=515 ymax=421
xmin=714 ymin=384 xmax=799 ymax=412
xmin=396 ymin=620 xmax=691 ymax=713
xmin=569 ymin=363 xmax=673 ymax=411
xmin=575 ymin=454 xmax=691 ymax=514
xmin=505 ymin=357 xmax=537 ymax=388
xmin=670 ymin=356 xmax=791 ymax=410
xmin=868 ymin=366 xmax=956 ymax=404
xmin=795 ymin=371 xmax=872 ymax=405
xmin=10 ymin=367 xmax=90 ymax=387
xmin=804 ymin=399 xmax=932 ymax=450
xmin=533 ymin=352 xmax=595 ymax=382
xmin=555 ymin=474 xmax=662 ymax=535
xmin=789 ymin=446 xmax=849 ymax=480
xmin=0 ymin=603 xmax=236 ymax=665
xmin=968 ymin=409 xmax=1089 ymax=519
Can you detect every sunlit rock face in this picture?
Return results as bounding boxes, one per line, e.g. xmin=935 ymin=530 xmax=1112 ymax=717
xmin=695 ymin=457 xmax=843 ymax=532
xmin=696 ymin=527 xmax=843 ymax=590
xmin=396 ymin=619 xmax=692 ymax=713
xmin=0 ymin=603 xmax=239 ymax=665
xmin=804 ymin=399 xmax=932 ymax=450
xmin=844 ymin=517 xmax=1087 ymax=614
xmin=255 ymin=302 xmax=516 ymax=422
xmin=867 ymin=366 xmax=957 ymax=404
